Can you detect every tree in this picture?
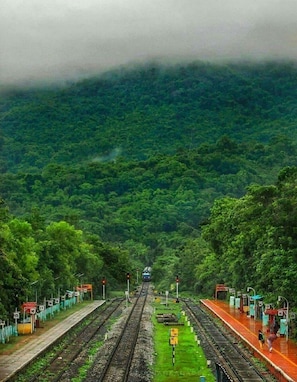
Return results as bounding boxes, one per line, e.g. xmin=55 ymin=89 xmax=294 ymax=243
xmin=0 ymin=249 xmax=26 ymax=318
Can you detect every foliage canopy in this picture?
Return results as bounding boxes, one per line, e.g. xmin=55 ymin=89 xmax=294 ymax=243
xmin=1 ymin=62 xmax=297 ymax=325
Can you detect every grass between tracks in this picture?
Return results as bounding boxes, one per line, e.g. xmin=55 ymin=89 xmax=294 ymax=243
xmin=152 ymin=299 xmax=215 ymax=382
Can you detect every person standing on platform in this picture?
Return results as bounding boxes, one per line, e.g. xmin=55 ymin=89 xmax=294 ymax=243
xmin=258 ymin=330 xmax=265 ymax=349
xmin=272 ymin=321 xmax=280 ymax=335
xmin=267 ymin=333 xmax=277 ymax=352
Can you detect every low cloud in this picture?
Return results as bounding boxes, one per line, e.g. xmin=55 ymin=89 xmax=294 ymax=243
xmin=1 ymin=0 xmax=297 ymax=88
xmin=92 ymin=148 xmax=122 ymax=163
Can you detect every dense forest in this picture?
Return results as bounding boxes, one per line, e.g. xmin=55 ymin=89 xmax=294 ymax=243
xmin=1 ymin=61 xmax=297 ymax=335
xmin=2 ymin=61 xmax=297 ymax=171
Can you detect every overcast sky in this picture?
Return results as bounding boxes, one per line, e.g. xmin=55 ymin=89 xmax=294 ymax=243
xmin=1 ymin=0 xmax=297 ymax=87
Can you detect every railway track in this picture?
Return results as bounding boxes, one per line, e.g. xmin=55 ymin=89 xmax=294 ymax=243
xmin=11 ymin=284 xmax=153 ymax=382
xmin=182 ymin=299 xmax=277 ymax=382
xmin=86 ymin=282 xmax=151 ymax=382
xmin=13 ymin=298 xmax=125 ymax=382
xmin=11 ymin=287 xmax=274 ymax=381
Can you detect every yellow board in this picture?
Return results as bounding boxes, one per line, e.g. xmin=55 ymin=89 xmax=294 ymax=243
xmin=170 ymin=328 xmax=179 ymax=337
xmin=170 ymin=336 xmax=178 ymax=345
xmin=17 ymin=323 xmax=32 ymax=334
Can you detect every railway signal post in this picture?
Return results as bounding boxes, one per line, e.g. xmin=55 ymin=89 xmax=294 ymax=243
xmin=125 ymin=273 xmax=131 ymax=308
xmin=125 ymin=290 xmax=129 ymax=308
xmin=126 ymin=272 xmax=130 ymax=296
xmin=176 ymin=275 xmax=179 ymax=302
xmin=102 ymin=277 xmax=106 ymax=300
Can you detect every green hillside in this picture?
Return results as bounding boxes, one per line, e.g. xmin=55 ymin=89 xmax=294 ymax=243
xmin=1 ymin=61 xmax=297 ymax=171
xmin=1 ymin=61 xmax=297 ymax=327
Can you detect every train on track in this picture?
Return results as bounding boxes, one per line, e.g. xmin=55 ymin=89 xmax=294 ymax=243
xmin=142 ymin=266 xmax=151 ymax=281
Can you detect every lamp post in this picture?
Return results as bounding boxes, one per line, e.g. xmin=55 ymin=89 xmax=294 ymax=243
xmin=278 ymin=295 xmax=289 ymax=341
xmin=247 ymin=286 xmax=256 ymax=319
xmin=54 ymin=276 xmax=60 ymax=297
xmin=54 ymin=276 xmax=60 ymax=312
xmin=76 ymin=273 xmax=84 ymax=302
xmin=30 ymin=280 xmax=39 ymax=303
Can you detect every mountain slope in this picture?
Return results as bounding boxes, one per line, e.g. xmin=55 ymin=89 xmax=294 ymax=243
xmin=1 ymin=61 xmax=297 ymax=172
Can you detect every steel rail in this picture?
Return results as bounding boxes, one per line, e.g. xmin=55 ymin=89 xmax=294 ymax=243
xmin=94 ymin=283 xmax=150 ymax=382
xmin=26 ymin=298 xmax=125 ymax=382
xmin=182 ymin=299 xmax=276 ymax=382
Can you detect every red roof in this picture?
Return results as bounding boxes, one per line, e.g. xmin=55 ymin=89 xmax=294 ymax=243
xmin=264 ymin=309 xmax=278 ymax=315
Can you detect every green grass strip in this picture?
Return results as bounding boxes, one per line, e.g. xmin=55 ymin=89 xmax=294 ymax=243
xmin=152 ymin=301 xmax=215 ymax=381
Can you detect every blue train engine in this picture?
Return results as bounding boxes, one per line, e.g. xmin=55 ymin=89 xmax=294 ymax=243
xmin=142 ymin=266 xmax=152 ymax=282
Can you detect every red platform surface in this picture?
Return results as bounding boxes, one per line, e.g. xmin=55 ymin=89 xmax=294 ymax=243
xmin=201 ymin=299 xmax=297 ymax=382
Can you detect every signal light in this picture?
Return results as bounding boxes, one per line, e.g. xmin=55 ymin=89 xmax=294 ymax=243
xmin=176 ymin=275 xmax=179 ymax=283
xmin=126 ymin=272 xmax=130 ymax=280
xmin=102 ymin=277 xmax=106 ymax=285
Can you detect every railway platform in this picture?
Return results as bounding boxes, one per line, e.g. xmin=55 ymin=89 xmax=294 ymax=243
xmin=201 ymin=299 xmax=297 ymax=382
xmin=0 ymin=300 xmax=105 ymax=382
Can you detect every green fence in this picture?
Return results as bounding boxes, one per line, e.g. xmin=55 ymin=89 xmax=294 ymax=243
xmin=0 ymin=324 xmax=18 ymax=344
xmin=0 ymin=296 xmax=78 ymax=343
